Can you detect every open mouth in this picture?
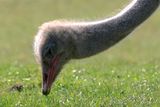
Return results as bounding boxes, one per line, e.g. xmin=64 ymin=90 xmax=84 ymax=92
xmin=42 ymin=54 xmax=61 ymax=95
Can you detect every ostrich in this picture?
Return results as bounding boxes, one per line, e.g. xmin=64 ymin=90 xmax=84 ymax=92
xmin=34 ymin=0 xmax=160 ymax=95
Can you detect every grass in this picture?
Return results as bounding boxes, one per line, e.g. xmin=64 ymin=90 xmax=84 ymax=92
xmin=0 ymin=0 xmax=160 ymax=106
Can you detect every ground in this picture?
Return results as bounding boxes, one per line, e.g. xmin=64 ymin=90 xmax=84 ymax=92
xmin=0 ymin=0 xmax=160 ymax=106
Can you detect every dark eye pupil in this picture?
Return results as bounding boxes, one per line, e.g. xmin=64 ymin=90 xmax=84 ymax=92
xmin=47 ymin=48 xmax=53 ymax=57
xmin=47 ymin=49 xmax=51 ymax=56
xmin=42 ymin=42 xmax=57 ymax=62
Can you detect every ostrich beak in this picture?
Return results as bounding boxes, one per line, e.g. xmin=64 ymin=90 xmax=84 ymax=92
xmin=42 ymin=55 xmax=61 ymax=95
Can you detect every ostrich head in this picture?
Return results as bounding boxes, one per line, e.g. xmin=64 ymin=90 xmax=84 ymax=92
xmin=34 ymin=22 xmax=74 ymax=95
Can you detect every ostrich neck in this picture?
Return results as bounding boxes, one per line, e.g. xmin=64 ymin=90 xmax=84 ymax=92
xmin=73 ymin=0 xmax=160 ymax=58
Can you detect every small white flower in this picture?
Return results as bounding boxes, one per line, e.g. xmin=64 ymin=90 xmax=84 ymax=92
xmin=76 ymin=76 xmax=78 ymax=80
xmin=142 ymin=68 xmax=146 ymax=72
xmin=111 ymin=70 xmax=115 ymax=73
xmin=84 ymin=79 xmax=87 ymax=81
xmin=23 ymin=78 xmax=31 ymax=81
xmin=72 ymin=69 xmax=77 ymax=73
xmin=7 ymin=79 xmax=11 ymax=82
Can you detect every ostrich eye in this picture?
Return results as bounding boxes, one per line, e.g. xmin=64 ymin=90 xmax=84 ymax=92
xmin=42 ymin=43 xmax=57 ymax=62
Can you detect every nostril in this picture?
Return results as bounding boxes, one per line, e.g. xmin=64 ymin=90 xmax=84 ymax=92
xmin=43 ymin=73 xmax=48 ymax=83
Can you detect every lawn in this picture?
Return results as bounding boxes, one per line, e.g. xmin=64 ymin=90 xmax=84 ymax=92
xmin=0 ymin=0 xmax=160 ymax=106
